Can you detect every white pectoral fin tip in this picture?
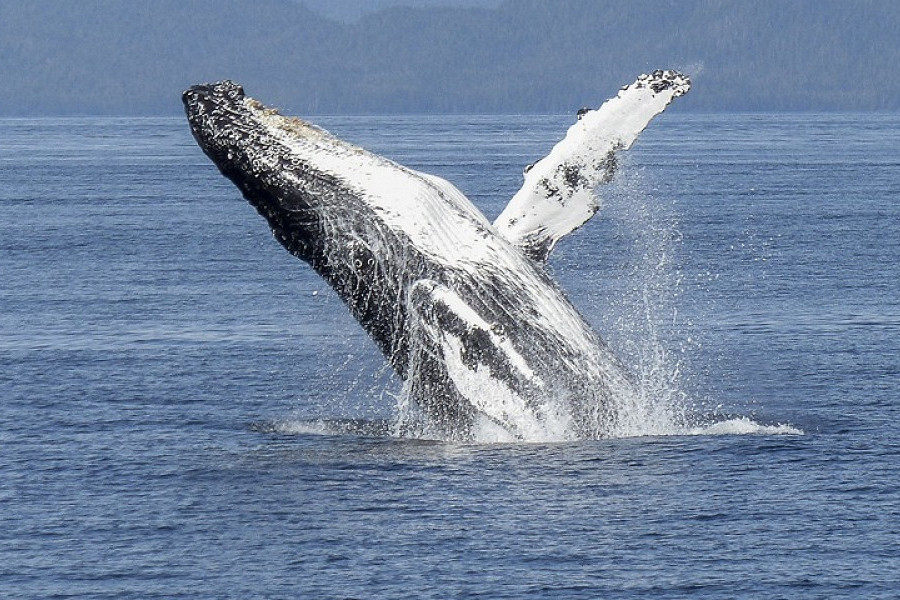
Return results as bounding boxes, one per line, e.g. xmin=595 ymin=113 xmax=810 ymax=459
xmin=630 ymin=69 xmax=691 ymax=97
xmin=494 ymin=70 xmax=690 ymax=263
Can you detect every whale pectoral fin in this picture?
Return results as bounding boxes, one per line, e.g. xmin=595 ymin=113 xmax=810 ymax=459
xmin=493 ymin=70 xmax=690 ymax=262
xmin=407 ymin=280 xmax=546 ymax=437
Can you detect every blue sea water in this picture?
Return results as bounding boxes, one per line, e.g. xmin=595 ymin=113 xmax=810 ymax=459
xmin=1 ymin=113 xmax=899 ymax=598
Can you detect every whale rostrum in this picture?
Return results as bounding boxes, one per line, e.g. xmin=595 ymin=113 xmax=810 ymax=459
xmin=183 ymin=70 xmax=690 ymax=440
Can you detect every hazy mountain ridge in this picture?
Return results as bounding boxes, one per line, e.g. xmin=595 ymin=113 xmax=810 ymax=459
xmin=1 ymin=0 xmax=897 ymax=115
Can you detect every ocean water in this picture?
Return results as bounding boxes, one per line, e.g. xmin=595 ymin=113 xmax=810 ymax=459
xmin=1 ymin=113 xmax=898 ymax=598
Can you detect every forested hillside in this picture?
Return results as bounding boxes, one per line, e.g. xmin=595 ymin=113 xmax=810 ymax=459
xmin=1 ymin=0 xmax=897 ymax=114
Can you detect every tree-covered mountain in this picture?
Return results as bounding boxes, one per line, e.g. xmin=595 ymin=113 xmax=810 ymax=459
xmin=1 ymin=0 xmax=898 ymax=115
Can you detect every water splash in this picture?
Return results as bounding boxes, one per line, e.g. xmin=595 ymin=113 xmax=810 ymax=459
xmin=284 ymin=164 xmax=799 ymax=443
xmin=581 ymin=166 xmax=696 ymax=438
xmin=513 ymin=166 xmax=801 ymax=441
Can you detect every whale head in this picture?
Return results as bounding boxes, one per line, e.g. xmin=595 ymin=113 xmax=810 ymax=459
xmin=183 ymin=81 xmax=250 ymax=169
xmin=182 ymin=81 xmax=356 ymax=270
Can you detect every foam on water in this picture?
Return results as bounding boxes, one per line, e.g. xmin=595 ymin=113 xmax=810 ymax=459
xmin=269 ymin=419 xmax=336 ymax=436
xmin=269 ymin=414 xmax=803 ymax=442
xmin=265 ymin=417 xmax=394 ymax=438
xmin=685 ymin=417 xmax=803 ymax=436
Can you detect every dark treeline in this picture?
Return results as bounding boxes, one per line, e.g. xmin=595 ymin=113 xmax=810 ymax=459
xmin=1 ymin=0 xmax=898 ymax=115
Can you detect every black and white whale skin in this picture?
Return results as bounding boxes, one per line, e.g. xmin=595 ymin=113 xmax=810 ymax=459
xmin=183 ymin=71 xmax=689 ymax=440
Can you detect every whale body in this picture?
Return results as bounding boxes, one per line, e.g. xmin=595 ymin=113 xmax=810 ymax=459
xmin=183 ymin=71 xmax=689 ymax=440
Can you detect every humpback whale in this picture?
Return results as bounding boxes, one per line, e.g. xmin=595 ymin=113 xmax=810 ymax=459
xmin=183 ymin=71 xmax=690 ymax=440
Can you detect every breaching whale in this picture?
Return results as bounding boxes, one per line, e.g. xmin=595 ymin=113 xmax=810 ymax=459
xmin=183 ymin=71 xmax=690 ymax=440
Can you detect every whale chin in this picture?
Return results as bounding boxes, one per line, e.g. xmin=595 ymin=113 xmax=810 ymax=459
xmin=183 ymin=71 xmax=689 ymax=440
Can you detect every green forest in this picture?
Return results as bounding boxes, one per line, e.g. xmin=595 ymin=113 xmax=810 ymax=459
xmin=1 ymin=0 xmax=898 ymax=115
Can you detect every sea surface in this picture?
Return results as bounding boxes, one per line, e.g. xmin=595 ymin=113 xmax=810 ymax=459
xmin=1 ymin=112 xmax=898 ymax=598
